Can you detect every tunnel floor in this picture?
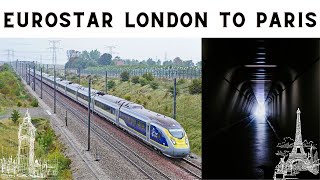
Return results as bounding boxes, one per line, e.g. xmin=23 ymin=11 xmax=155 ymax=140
xmin=211 ymin=115 xmax=279 ymax=179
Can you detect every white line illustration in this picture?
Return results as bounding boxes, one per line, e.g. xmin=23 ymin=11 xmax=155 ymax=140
xmin=0 ymin=110 xmax=58 ymax=178
xmin=274 ymin=108 xmax=319 ymax=179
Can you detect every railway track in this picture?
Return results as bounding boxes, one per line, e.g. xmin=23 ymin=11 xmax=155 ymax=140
xmin=34 ymin=80 xmax=171 ymax=180
xmin=37 ymin=80 xmax=202 ymax=179
xmin=170 ymin=158 xmax=201 ymax=179
xmin=29 ymin=74 xmax=202 ymax=179
xmin=122 ymin=127 xmax=202 ymax=179
xmin=118 ymin=128 xmax=202 ymax=179
xmin=22 ymin=77 xmax=105 ymax=179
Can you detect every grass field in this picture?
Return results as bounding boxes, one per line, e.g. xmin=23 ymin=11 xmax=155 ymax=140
xmin=66 ymin=73 xmax=202 ymax=156
xmin=0 ymin=64 xmax=37 ymax=115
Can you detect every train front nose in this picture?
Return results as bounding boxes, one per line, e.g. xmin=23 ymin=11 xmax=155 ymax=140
xmin=173 ymin=147 xmax=190 ymax=157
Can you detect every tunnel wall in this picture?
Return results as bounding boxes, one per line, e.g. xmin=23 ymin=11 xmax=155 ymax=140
xmin=267 ymin=59 xmax=319 ymax=142
xmin=210 ymin=76 xmax=257 ymax=133
xmin=202 ymin=39 xmax=258 ymax=135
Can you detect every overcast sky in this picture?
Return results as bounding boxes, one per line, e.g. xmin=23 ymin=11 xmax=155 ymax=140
xmin=0 ymin=38 xmax=201 ymax=65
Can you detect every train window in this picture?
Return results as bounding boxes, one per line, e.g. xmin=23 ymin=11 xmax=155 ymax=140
xmin=168 ymin=129 xmax=185 ymax=139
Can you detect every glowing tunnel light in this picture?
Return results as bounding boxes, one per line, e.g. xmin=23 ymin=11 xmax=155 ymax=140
xmin=254 ymin=104 xmax=266 ymax=118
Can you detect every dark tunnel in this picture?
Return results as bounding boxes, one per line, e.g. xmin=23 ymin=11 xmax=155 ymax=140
xmin=202 ymin=39 xmax=320 ymax=179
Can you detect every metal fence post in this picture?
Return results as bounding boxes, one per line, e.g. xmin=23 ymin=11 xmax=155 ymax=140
xmin=65 ymin=110 xmax=68 ymax=126
xmin=64 ymin=66 xmax=67 ymax=80
xmin=87 ymin=77 xmax=91 ymax=151
xmin=173 ymin=78 xmax=177 ymax=119
xmin=78 ymin=68 xmax=81 ymax=84
xmin=25 ymin=63 xmax=27 ymax=82
xmin=33 ymin=62 xmax=36 ymax=91
xmin=54 ymin=65 xmax=56 ymax=114
xmin=28 ymin=64 xmax=31 ymax=85
xmin=40 ymin=68 xmax=43 ymax=99
xmin=105 ymin=71 xmax=108 ymax=94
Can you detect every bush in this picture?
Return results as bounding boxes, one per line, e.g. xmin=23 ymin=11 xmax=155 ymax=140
xmin=37 ymin=128 xmax=55 ymax=152
xmin=131 ymin=76 xmax=140 ymax=84
xmin=15 ymin=90 xmax=20 ymax=96
xmin=177 ymin=78 xmax=186 ymax=85
xmin=189 ymin=79 xmax=202 ymax=94
xmin=31 ymin=98 xmax=39 ymax=107
xmin=142 ymin=72 xmax=154 ymax=81
xmin=11 ymin=109 xmax=20 ymax=124
xmin=17 ymin=101 xmax=22 ymax=107
xmin=150 ymin=81 xmax=159 ymax=90
xmin=120 ymin=71 xmax=130 ymax=82
xmin=0 ymin=64 xmax=9 ymax=71
xmin=169 ymin=86 xmax=179 ymax=96
xmin=139 ymin=78 xmax=148 ymax=86
xmin=107 ymin=80 xmax=116 ymax=90
xmin=164 ymin=105 xmax=168 ymax=112
xmin=124 ymin=95 xmax=131 ymax=101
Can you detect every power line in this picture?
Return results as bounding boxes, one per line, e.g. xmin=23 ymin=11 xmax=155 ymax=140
xmin=48 ymin=40 xmax=62 ymax=65
xmin=105 ymin=45 xmax=117 ymax=57
xmin=1 ymin=54 xmax=51 ymax=61
xmin=3 ymin=49 xmax=14 ymax=64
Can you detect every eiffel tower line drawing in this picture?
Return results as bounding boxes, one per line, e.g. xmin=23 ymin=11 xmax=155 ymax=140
xmin=274 ymin=108 xmax=319 ymax=179
xmin=0 ymin=110 xmax=58 ymax=178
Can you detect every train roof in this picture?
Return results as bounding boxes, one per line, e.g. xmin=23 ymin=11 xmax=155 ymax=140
xmin=57 ymin=80 xmax=70 ymax=85
xmin=43 ymin=73 xmax=50 ymax=77
xmin=67 ymin=83 xmax=81 ymax=90
xmin=100 ymin=94 xmax=127 ymax=104
xmin=98 ymin=93 xmax=181 ymax=129
xmin=77 ymin=86 xmax=99 ymax=95
xmin=94 ymin=94 xmax=119 ymax=108
xmin=100 ymin=94 xmax=144 ymax=109
xmin=132 ymin=108 xmax=182 ymax=129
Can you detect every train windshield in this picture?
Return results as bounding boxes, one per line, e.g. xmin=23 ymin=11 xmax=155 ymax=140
xmin=169 ymin=129 xmax=185 ymax=139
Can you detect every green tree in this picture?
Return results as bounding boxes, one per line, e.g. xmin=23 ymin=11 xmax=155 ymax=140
xmin=189 ymin=79 xmax=202 ymax=94
xmin=157 ymin=59 xmax=161 ymax=66
xmin=142 ymin=72 xmax=154 ymax=81
xmin=146 ymin=58 xmax=156 ymax=66
xmin=89 ymin=49 xmax=101 ymax=61
xmin=11 ymin=109 xmax=20 ymax=124
xmin=98 ymin=53 xmax=112 ymax=65
xmin=31 ymin=98 xmax=39 ymax=107
xmin=139 ymin=77 xmax=148 ymax=86
xmin=120 ymin=71 xmax=130 ymax=82
xmin=169 ymin=85 xmax=179 ymax=96
xmin=37 ymin=128 xmax=55 ymax=152
xmin=80 ymin=50 xmax=90 ymax=61
xmin=86 ymin=60 xmax=98 ymax=67
xmin=196 ymin=61 xmax=202 ymax=67
xmin=150 ymin=81 xmax=159 ymax=90
xmin=173 ymin=57 xmax=183 ymax=66
xmin=163 ymin=60 xmax=173 ymax=66
xmin=183 ymin=60 xmax=194 ymax=67
xmin=131 ymin=76 xmax=140 ymax=84
xmin=107 ymin=80 xmax=116 ymax=89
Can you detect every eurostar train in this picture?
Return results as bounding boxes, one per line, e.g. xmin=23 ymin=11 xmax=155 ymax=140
xmin=31 ymin=70 xmax=190 ymax=158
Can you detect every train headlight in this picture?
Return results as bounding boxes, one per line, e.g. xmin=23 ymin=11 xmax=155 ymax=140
xmin=185 ymin=138 xmax=189 ymax=145
xmin=170 ymin=138 xmax=176 ymax=145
